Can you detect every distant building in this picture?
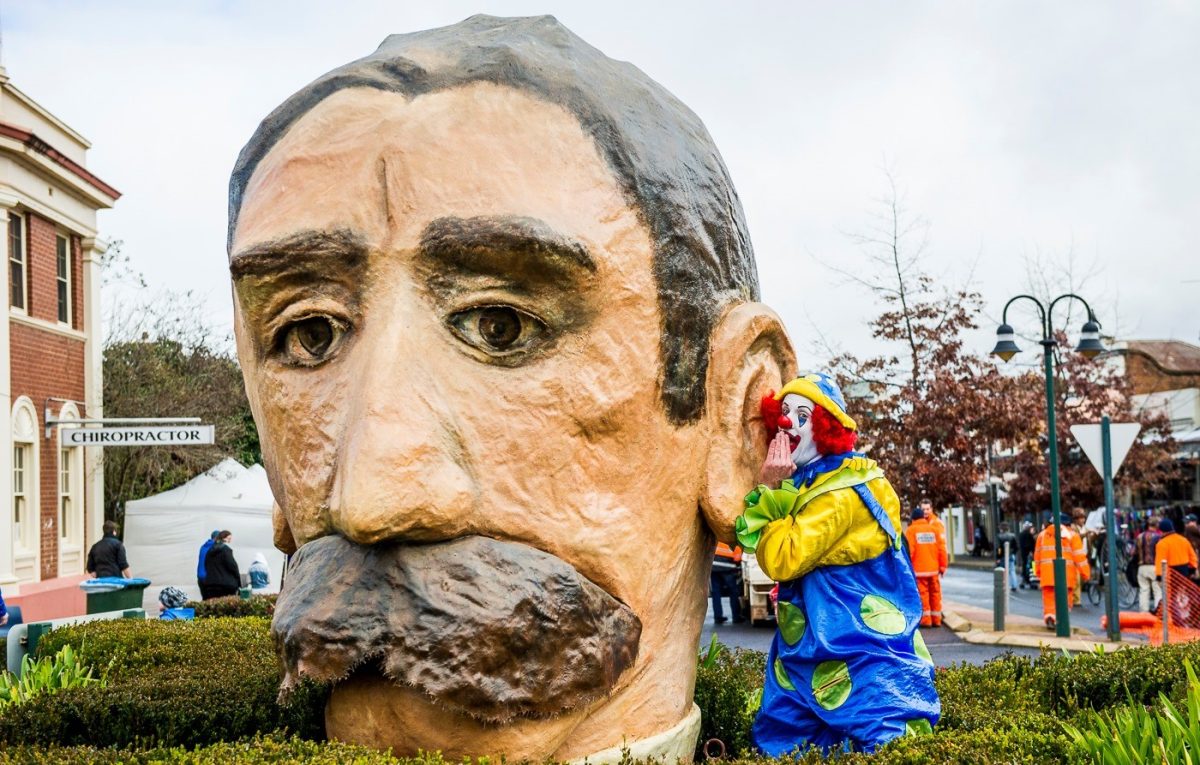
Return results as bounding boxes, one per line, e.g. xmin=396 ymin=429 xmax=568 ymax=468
xmin=1105 ymin=339 xmax=1200 ymax=502
xmin=0 ymin=65 xmax=118 ymax=595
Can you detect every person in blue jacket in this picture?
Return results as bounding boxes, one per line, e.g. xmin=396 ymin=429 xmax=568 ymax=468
xmin=197 ymin=529 xmax=219 ymax=600
xmin=736 ymin=373 xmax=939 ymax=754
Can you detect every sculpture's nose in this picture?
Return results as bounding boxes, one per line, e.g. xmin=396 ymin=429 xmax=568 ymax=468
xmin=328 ymin=331 xmax=477 ymax=546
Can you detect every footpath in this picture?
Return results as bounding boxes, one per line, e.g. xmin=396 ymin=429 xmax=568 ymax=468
xmin=943 ymin=557 xmax=1149 ymax=652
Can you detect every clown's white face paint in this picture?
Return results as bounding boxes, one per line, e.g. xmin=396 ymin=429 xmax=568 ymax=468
xmin=779 ymin=393 xmax=819 ymax=467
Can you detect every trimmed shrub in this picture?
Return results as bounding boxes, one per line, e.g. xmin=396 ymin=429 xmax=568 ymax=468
xmin=0 ymin=732 xmax=404 ymax=764
xmin=1029 ymin=640 xmax=1200 ymax=715
xmin=0 ymin=617 xmax=326 ymax=747
xmin=188 ymin=594 xmax=277 ymax=619
xmin=694 ymin=637 xmax=766 ymax=757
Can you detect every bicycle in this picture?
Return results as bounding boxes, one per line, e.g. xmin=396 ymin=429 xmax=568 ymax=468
xmin=1085 ymin=535 xmax=1138 ymax=609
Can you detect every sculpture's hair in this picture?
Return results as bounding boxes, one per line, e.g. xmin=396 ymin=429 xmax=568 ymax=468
xmin=227 ymin=14 xmax=759 ymax=425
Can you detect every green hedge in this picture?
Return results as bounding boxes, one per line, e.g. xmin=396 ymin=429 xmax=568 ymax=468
xmin=694 ymin=639 xmax=1200 ymax=763
xmin=187 ymin=594 xmax=277 ymax=619
xmin=7 ymin=613 xmax=1200 ymax=762
xmin=0 ymin=617 xmax=326 ymax=748
xmin=0 ymin=733 xmax=402 ymax=764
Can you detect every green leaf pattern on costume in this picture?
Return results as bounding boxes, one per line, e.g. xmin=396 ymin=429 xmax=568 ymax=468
xmin=811 ymin=660 xmax=853 ymax=710
xmin=859 ymin=594 xmax=907 ymax=635
xmin=905 ymin=718 xmax=933 ymax=736
xmin=913 ymin=629 xmax=933 ymax=665
xmin=773 ymin=657 xmax=796 ymax=691
xmin=776 ymin=600 xmax=807 ymax=646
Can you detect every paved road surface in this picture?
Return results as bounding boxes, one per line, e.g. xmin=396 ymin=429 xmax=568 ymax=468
xmin=940 ymin=564 xmax=1109 ymax=635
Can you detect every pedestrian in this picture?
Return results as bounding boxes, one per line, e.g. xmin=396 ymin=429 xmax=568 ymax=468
xmin=1183 ymin=515 xmax=1200 ymax=579
xmin=995 ymin=522 xmax=1018 ymax=591
xmin=921 ymin=499 xmax=945 ymax=539
xmin=710 ymin=542 xmax=745 ymax=624
xmin=86 ymin=520 xmax=131 ymax=579
xmin=0 ymin=585 xmax=7 ymax=628
xmin=1134 ymin=519 xmax=1164 ymax=612
xmin=1154 ymin=518 xmax=1198 ymax=581
xmin=196 ymin=529 xmax=219 ymax=600
xmin=904 ymin=506 xmax=947 ymax=627
xmin=203 ymin=530 xmax=241 ymax=599
xmin=1071 ymin=508 xmax=1089 ymax=605
xmin=1018 ymin=521 xmax=1036 ymax=589
xmin=1034 ymin=518 xmax=1089 ymax=629
xmin=249 ymin=552 xmax=271 ymax=594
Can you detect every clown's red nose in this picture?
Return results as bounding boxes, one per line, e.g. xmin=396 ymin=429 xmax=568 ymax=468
xmin=777 ymin=416 xmax=793 ymax=430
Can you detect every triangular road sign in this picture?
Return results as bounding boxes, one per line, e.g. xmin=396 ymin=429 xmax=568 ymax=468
xmin=1070 ymin=423 xmax=1142 ymax=477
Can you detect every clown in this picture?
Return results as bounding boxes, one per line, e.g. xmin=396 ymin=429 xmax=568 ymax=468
xmin=735 ymin=373 xmax=939 ymax=754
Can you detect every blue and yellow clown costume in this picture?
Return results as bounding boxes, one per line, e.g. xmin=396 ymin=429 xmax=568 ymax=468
xmin=736 ymin=374 xmax=939 ymax=755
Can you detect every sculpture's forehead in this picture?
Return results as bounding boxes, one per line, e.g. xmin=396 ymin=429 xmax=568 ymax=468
xmin=232 ymin=82 xmax=631 ymax=255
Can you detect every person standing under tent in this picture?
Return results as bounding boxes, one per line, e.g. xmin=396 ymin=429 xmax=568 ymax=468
xmin=197 ymin=529 xmax=219 ymax=600
xmin=203 ymin=530 xmax=241 ymax=599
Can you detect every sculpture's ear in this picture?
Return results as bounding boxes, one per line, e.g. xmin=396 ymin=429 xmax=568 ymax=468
xmin=699 ymin=302 xmax=796 ymax=542
xmin=273 ymin=501 xmax=298 ymax=555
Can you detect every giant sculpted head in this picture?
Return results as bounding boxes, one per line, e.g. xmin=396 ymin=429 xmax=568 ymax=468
xmin=229 ymin=14 xmax=795 ymax=762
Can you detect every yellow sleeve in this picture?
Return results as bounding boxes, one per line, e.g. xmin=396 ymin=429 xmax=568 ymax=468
xmin=755 ymin=478 xmax=899 ymax=582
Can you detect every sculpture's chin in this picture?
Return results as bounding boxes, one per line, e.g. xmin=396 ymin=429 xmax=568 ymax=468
xmin=326 ymin=673 xmax=588 ymax=760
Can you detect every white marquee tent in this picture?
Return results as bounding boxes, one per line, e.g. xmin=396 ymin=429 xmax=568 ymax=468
xmin=123 ymin=458 xmax=285 ymax=612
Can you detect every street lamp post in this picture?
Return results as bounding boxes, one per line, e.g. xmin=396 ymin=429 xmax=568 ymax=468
xmin=991 ymin=293 xmax=1104 ymax=638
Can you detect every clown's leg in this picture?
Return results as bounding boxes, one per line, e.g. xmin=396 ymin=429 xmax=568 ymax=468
xmin=752 ymin=643 xmax=838 ymax=756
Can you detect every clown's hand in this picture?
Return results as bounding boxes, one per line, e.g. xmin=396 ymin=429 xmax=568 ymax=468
xmin=758 ymin=432 xmax=795 ymax=487
xmin=844 ymin=456 xmax=873 ymax=473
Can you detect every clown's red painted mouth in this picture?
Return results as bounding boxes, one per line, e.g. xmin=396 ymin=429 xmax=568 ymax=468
xmin=788 ymin=433 xmax=802 ymax=454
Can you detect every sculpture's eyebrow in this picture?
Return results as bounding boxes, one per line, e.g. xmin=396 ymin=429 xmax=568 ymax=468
xmin=229 ymin=229 xmax=368 ymax=280
xmin=417 ymin=215 xmax=596 ymax=283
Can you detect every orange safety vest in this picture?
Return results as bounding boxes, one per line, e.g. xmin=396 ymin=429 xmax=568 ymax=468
xmin=715 ymin=542 xmax=743 ymax=564
xmin=904 ymin=517 xmax=947 ymax=577
xmin=1034 ymin=524 xmax=1089 ymax=588
xmin=1155 ymin=533 xmax=1199 ymax=572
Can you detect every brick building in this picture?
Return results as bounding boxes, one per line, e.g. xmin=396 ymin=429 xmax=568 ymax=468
xmin=0 ymin=65 xmax=118 ymax=600
xmin=1105 ymin=339 xmax=1200 ymax=502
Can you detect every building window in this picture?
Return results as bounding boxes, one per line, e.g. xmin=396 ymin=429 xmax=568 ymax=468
xmin=56 ymin=234 xmax=71 ymax=324
xmin=8 ymin=212 xmax=26 ymax=311
xmin=59 ymin=448 xmax=73 ymax=541
xmin=13 ymin=444 xmax=30 ymax=549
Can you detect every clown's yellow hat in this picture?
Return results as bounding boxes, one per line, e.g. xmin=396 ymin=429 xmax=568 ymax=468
xmin=776 ymin=373 xmax=857 ymax=431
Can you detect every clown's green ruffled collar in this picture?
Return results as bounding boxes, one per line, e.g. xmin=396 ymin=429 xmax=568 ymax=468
xmin=734 ymin=453 xmax=884 ymax=552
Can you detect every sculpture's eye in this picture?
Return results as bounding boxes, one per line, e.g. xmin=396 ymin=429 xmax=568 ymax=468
xmin=450 ymin=305 xmax=547 ymax=355
xmin=281 ymin=315 xmax=346 ymax=364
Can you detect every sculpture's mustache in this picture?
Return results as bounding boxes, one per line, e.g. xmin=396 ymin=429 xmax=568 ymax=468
xmin=272 ymin=534 xmax=642 ymax=723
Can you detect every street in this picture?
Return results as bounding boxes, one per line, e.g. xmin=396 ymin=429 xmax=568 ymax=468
xmin=700 ymin=565 xmax=1123 ymax=665
xmin=940 ymin=562 xmax=1107 ymax=635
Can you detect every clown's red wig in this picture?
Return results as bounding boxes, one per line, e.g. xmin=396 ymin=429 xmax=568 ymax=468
xmin=760 ymin=391 xmax=858 ymax=456
xmin=811 ymin=406 xmax=858 ymax=455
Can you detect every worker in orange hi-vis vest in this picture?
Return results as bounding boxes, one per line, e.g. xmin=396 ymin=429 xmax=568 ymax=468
xmin=904 ymin=505 xmax=947 ymax=627
xmin=1034 ymin=518 xmax=1090 ymax=629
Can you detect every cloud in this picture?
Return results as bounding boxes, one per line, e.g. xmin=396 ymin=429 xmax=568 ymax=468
xmin=6 ymin=0 xmax=1197 ymax=357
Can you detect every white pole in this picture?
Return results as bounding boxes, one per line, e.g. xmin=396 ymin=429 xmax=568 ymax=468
xmin=1162 ymin=560 xmax=1170 ymax=645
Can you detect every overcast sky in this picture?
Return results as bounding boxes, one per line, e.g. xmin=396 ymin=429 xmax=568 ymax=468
xmin=4 ymin=1 xmax=1197 ymax=368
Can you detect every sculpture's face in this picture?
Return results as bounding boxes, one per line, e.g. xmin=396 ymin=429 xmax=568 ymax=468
xmin=230 ymin=83 xmax=714 ymax=760
xmin=779 ymin=393 xmax=819 ymax=466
